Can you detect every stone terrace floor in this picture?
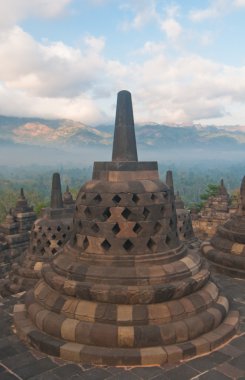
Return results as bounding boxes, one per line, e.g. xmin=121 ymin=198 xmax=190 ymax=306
xmin=0 ymin=273 xmax=244 ymax=380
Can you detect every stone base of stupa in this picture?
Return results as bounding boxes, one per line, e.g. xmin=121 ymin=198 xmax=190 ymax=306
xmin=202 ymin=241 xmax=245 ymax=279
xmin=14 ymin=299 xmax=239 ymax=366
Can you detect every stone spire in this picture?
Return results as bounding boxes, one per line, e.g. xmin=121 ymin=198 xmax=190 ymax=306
xmin=112 ymin=90 xmax=138 ymax=162
xmin=50 ymin=173 xmax=63 ymax=209
xmin=166 ymin=170 xmax=174 ymax=190
xmin=219 ymin=178 xmax=228 ymax=196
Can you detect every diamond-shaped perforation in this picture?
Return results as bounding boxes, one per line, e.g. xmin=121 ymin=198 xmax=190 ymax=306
xmin=94 ymin=194 xmax=102 ymax=203
xmin=41 ymin=247 xmax=45 ymax=255
xmin=132 ymin=194 xmax=140 ymax=204
xmin=163 ymin=190 xmax=168 ymax=199
xmin=151 ymin=193 xmax=157 ymax=201
xmin=165 ymin=235 xmax=171 ymax=245
xmin=51 ymin=248 xmax=57 ymax=255
xmin=46 ymin=241 xmax=51 ymax=247
xmin=57 ymin=226 xmax=61 ymax=231
xmin=160 ymin=205 xmax=165 ymax=215
xmin=143 ymin=207 xmax=150 ymax=219
xmin=102 ymin=207 xmax=111 ymax=221
xmin=112 ymin=194 xmax=121 ymax=204
xmin=62 ymin=233 xmax=67 ymax=238
xmin=81 ymin=193 xmax=86 ymax=200
xmin=112 ymin=223 xmax=120 ymax=235
xmin=169 ymin=218 xmax=174 ymax=228
xmin=57 ymin=240 xmax=63 ymax=246
xmin=123 ymin=239 xmax=134 ymax=251
xmin=84 ymin=207 xmax=92 ymax=217
xmin=154 ymin=222 xmax=162 ymax=234
xmin=83 ymin=236 xmax=89 ymax=250
xmin=51 ymin=234 xmax=56 ymax=239
xmin=101 ymin=239 xmax=111 ymax=251
xmin=121 ymin=207 xmax=131 ymax=220
xmin=42 ymin=233 xmax=46 ymax=238
xmin=78 ymin=220 xmax=83 ymax=228
xmin=133 ymin=223 xmax=142 ymax=234
xmin=91 ymin=223 xmax=100 ymax=233
xmin=147 ymin=238 xmax=156 ymax=252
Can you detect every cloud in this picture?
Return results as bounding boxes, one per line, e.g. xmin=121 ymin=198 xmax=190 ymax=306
xmin=0 ymin=27 xmax=106 ymax=97
xmin=189 ymin=0 xmax=245 ymax=22
xmin=160 ymin=18 xmax=182 ymax=40
xmin=0 ymin=0 xmax=72 ymax=28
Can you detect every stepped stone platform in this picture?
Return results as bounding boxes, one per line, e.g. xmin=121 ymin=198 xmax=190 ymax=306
xmin=202 ymin=176 xmax=245 ymax=279
xmin=0 ymin=174 xmax=75 ymax=296
xmin=0 ymin=273 xmax=244 ymax=379
xmin=13 ymin=91 xmax=239 ymax=367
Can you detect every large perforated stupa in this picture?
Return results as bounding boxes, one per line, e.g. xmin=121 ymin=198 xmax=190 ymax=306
xmin=14 ymin=91 xmax=238 ymax=366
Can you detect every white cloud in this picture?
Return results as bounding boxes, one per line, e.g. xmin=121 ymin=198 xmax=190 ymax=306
xmin=0 ymin=0 xmax=72 ymax=28
xmin=189 ymin=0 xmax=245 ymax=22
xmin=234 ymin=0 xmax=245 ymax=6
xmin=160 ymin=18 xmax=182 ymax=40
xmin=120 ymin=0 xmax=158 ymax=30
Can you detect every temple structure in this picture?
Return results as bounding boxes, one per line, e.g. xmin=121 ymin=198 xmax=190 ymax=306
xmin=0 ymin=189 xmax=36 ymax=275
xmin=14 ymin=91 xmax=238 ymax=366
xmin=192 ymin=180 xmax=230 ymax=239
xmin=175 ymin=190 xmax=195 ymax=243
xmin=1 ymin=173 xmax=75 ymax=295
xmin=202 ymin=176 xmax=245 ymax=278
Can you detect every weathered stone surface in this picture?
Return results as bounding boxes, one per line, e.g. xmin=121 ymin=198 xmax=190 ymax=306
xmin=1 ymin=174 xmax=75 ymax=296
xmin=14 ymin=91 xmax=239 ymax=366
xmin=201 ymin=176 xmax=245 ymax=278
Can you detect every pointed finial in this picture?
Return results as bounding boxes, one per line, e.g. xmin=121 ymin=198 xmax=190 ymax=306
xmin=66 ymin=185 xmax=69 ymax=192
xmin=20 ymin=188 xmax=25 ymax=198
xmin=166 ymin=170 xmax=174 ymax=190
xmin=112 ymin=90 xmax=138 ymax=162
xmin=240 ymin=176 xmax=245 ymax=212
xmin=221 ymin=179 xmax=224 ymax=187
xmin=50 ymin=173 xmax=63 ymax=209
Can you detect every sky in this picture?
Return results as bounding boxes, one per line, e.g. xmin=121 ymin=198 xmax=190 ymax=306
xmin=1 ymin=0 xmax=245 ymax=127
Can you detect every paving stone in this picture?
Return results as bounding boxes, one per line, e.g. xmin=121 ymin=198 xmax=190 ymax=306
xmin=198 ymin=369 xmax=232 ymax=379
xmin=46 ymin=364 xmax=84 ymax=379
xmin=107 ymin=371 xmax=140 ymax=380
xmin=208 ymin=350 xmax=231 ymax=364
xmin=228 ymin=353 xmax=245 ymax=371
xmin=187 ymin=355 xmax=217 ymax=371
xmin=229 ymin=335 xmax=245 ymax=351
xmin=0 ymin=346 xmax=19 ymax=360
xmin=79 ymin=367 xmax=111 ymax=379
xmin=2 ymin=351 xmax=38 ymax=370
xmin=131 ymin=366 xmax=164 ymax=379
xmin=218 ymin=343 xmax=243 ymax=358
xmin=216 ymin=361 xmax=245 ymax=379
xmin=14 ymin=357 xmax=57 ymax=379
xmin=165 ymin=364 xmax=200 ymax=380
xmin=0 ymin=372 xmax=21 ymax=380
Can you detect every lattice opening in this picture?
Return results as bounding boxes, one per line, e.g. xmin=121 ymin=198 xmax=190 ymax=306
xmin=67 ymin=226 xmax=70 ymax=230
xmin=169 ymin=219 xmax=174 ymax=227
xmin=62 ymin=233 xmax=67 ymax=238
xmin=101 ymin=239 xmax=111 ymax=251
xmin=91 ymin=223 xmax=100 ymax=233
xmin=41 ymin=248 xmax=46 ymax=255
xmin=147 ymin=238 xmax=157 ymax=252
xmin=160 ymin=206 xmax=165 ymax=215
xmin=84 ymin=207 xmax=92 ymax=217
xmin=112 ymin=223 xmax=120 ymax=235
xmin=57 ymin=225 xmax=61 ymax=231
xmin=163 ymin=190 xmax=168 ymax=198
xmin=41 ymin=233 xmax=46 ymax=238
xmin=51 ymin=248 xmax=57 ymax=255
xmin=83 ymin=236 xmax=89 ymax=250
xmin=122 ymin=207 xmax=131 ymax=220
xmin=37 ymin=239 xmax=41 ymax=245
xmin=132 ymin=194 xmax=140 ymax=204
xmin=38 ymin=226 xmax=42 ymax=231
xmin=81 ymin=193 xmax=86 ymax=200
xmin=103 ymin=207 xmax=111 ymax=221
xmin=143 ymin=207 xmax=150 ymax=219
xmin=165 ymin=235 xmax=171 ymax=245
xmin=123 ymin=239 xmax=134 ymax=251
xmin=112 ymin=194 xmax=121 ymax=204
xmin=57 ymin=240 xmax=63 ymax=246
xmin=94 ymin=194 xmax=102 ymax=203
xmin=154 ymin=222 xmax=162 ymax=234
xmin=46 ymin=241 xmax=51 ymax=247
xmin=51 ymin=234 xmax=56 ymax=239
xmin=151 ymin=193 xmax=157 ymax=201
xmin=133 ymin=223 xmax=142 ymax=234
xmin=78 ymin=220 xmax=83 ymax=228
xmin=47 ymin=227 xmax=52 ymax=231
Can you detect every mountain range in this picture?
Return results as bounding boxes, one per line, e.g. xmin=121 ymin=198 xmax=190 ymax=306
xmin=0 ymin=115 xmax=245 ymax=151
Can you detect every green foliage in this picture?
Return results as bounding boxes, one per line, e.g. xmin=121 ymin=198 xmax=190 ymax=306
xmin=200 ymin=184 xmax=220 ymax=201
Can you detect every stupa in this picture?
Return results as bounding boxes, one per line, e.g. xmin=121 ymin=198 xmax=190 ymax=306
xmin=0 ymin=189 xmax=36 ymax=269
xmin=14 ymin=91 xmax=238 ymax=366
xmin=202 ymin=176 xmax=245 ymax=278
xmin=193 ymin=179 xmax=230 ymax=239
xmin=2 ymin=173 xmax=75 ymax=295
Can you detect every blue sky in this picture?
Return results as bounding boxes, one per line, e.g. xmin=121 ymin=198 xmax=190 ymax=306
xmin=1 ymin=0 xmax=245 ymax=127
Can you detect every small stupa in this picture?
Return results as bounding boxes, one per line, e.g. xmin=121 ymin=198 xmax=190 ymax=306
xmin=0 ymin=190 xmax=36 ymax=271
xmin=193 ymin=179 xmax=230 ymax=239
xmin=14 ymin=91 xmax=238 ymax=366
xmin=202 ymin=176 xmax=245 ymax=278
xmin=2 ymin=173 xmax=75 ymax=295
